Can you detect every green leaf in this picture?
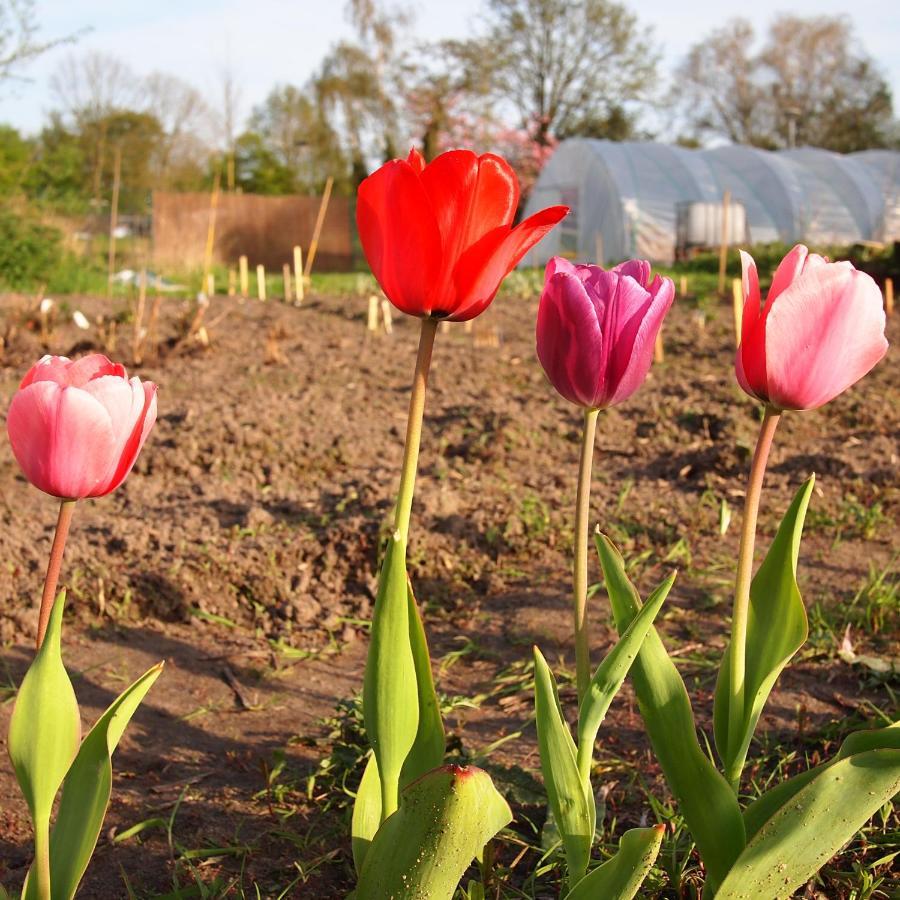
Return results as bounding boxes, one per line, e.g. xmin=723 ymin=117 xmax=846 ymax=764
xmin=362 ymin=532 xmax=419 ymax=819
xmin=742 ymin=721 xmax=900 ymax=841
xmin=8 ymin=590 xmax=81 ymax=827
xmin=22 ymin=662 xmax=164 ymax=900
xmin=351 ymin=753 xmax=382 ymax=875
xmin=596 ymin=535 xmax=745 ymax=890
xmin=353 ymin=580 xmax=447 ymax=873
xmin=714 ymin=477 xmax=814 ymax=785
xmin=576 ymin=572 xmax=673 ymax=783
xmin=356 ymin=765 xmax=512 ymax=900
xmin=533 ymin=647 xmax=594 ymax=883
xmin=400 ymin=578 xmax=445 ymax=785
xmin=566 ymin=825 xmax=665 ymax=900
xmin=716 ymin=748 xmax=900 ymax=899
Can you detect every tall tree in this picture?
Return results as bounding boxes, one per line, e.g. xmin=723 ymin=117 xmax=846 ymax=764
xmin=453 ymin=0 xmax=658 ymax=147
xmin=0 ymin=0 xmax=76 ymax=82
xmin=676 ymin=14 xmax=896 ymax=151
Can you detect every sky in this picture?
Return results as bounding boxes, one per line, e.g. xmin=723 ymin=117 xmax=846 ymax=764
xmin=1 ymin=0 xmax=898 ymax=137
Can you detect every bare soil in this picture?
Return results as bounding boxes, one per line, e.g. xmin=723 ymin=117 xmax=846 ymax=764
xmin=0 ymin=287 xmax=897 ymax=898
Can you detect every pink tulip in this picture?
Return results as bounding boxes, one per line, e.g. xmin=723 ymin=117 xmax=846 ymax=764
xmin=737 ymin=245 xmax=889 ymax=410
xmin=536 ymin=257 xmax=674 ymax=409
xmin=7 ymin=354 xmax=157 ymax=500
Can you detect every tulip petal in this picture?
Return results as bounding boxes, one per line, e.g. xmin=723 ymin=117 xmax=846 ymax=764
xmin=356 ymin=159 xmax=442 ymax=317
xmin=7 ymin=383 xmax=119 ymax=499
xmin=98 ymin=381 xmax=158 ymax=495
xmin=545 ymin=256 xmax=578 ymax=281
xmin=737 ymin=250 xmax=768 ymax=401
xmin=763 ymin=266 xmax=888 ymax=409
xmin=612 ymin=259 xmax=652 ymax=289
xmin=451 ymin=205 xmax=569 ymax=321
xmin=607 ymin=275 xmax=674 ymax=407
xmin=767 ymin=244 xmax=809 ymax=303
xmin=536 ymin=272 xmax=606 ymax=408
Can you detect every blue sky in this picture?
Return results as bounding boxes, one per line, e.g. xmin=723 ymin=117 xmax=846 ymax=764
xmin=2 ymin=0 xmax=898 ymax=137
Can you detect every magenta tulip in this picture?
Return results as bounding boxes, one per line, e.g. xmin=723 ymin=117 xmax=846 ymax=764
xmin=736 ymin=245 xmax=888 ymax=410
xmin=7 ymin=354 xmax=157 ymax=500
xmin=536 ymin=257 xmax=674 ymax=409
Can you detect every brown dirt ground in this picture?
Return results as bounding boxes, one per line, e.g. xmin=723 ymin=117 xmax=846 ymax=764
xmin=0 ymin=286 xmax=897 ymax=899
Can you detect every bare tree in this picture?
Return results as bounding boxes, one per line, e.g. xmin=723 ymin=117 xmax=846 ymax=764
xmin=0 ymin=0 xmax=77 ymax=82
xmin=675 ymin=14 xmax=895 ymax=151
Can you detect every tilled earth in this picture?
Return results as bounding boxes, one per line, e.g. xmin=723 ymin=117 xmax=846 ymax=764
xmin=0 ymin=286 xmax=897 ymax=898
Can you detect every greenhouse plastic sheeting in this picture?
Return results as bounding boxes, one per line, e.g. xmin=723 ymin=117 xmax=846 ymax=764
xmin=521 ymin=139 xmax=900 ymax=266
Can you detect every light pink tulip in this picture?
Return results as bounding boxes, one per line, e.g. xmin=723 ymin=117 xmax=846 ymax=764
xmin=536 ymin=257 xmax=674 ymax=409
xmin=737 ymin=245 xmax=889 ymax=410
xmin=7 ymin=354 xmax=157 ymax=499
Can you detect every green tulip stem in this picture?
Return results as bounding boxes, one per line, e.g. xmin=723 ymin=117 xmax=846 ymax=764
xmin=574 ymin=407 xmax=600 ymax=703
xmin=726 ymin=405 xmax=781 ymax=788
xmin=33 ymin=812 xmax=51 ymax=900
xmin=36 ymin=499 xmax=76 ymax=651
xmin=394 ymin=317 xmax=439 ymax=544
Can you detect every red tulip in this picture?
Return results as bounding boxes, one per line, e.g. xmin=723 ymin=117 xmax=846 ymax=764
xmin=7 ymin=354 xmax=157 ymax=500
xmin=356 ymin=148 xmax=568 ymax=322
xmin=536 ymin=257 xmax=674 ymax=409
xmin=737 ymin=245 xmax=889 ymax=410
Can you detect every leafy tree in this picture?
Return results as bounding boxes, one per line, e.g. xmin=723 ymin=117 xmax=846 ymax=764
xmin=0 ymin=124 xmax=32 ymax=193
xmin=0 ymin=0 xmax=76 ymax=82
xmin=451 ymin=0 xmax=658 ymax=147
xmin=232 ymin=131 xmax=297 ymax=195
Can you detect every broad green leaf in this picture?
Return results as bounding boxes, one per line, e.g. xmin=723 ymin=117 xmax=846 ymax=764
xmin=742 ymin=721 xmax=900 ymax=840
xmin=362 ymin=532 xmax=419 ymax=819
xmin=400 ymin=578 xmax=445 ymax=785
xmin=351 ymin=753 xmax=382 ymax=875
xmin=714 ymin=478 xmax=814 ymax=785
xmin=534 ymin=647 xmax=593 ymax=883
xmin=356 ymin=765 xmax=512 ymax=900
xmin=22 ymin=662 xmax=164 ymax=900
xmin=576 ymin=572 xmax=673 ymax=784
xmin=566 ymin=825 xmax=665 ymax=900
xmin=596 ymin=535 xmax=745 ymax=890
xmin=716 ymin=748 xmax=900 ymax=899
xmin=353 ymin=581 xmax=447 ymax=873
xmin=8 ymin=591 xmax=81 ymax=827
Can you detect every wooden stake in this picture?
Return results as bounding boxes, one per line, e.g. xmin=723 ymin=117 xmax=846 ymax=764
xmin=282 ymin=263 xmax=292 ymax=302
xmin=133 ymin=268 xmax=147 ymax=364
xmin=731 ymin=278 xmax=743 ymax=347
xmin=653 ymin=329 xmax=664 ymax=363
xmin=304 ymin=175 xmax=333 ymax=279
xmin=367 ymin=295 xmax=379 ymax=332
xmin=718 ymin=189 xmax=731 ymax=296
xmin=256 ymin=264 xmax=267 ymax=301
xmin=106 ymin=144 xmax=122 ymax=297
xmin=464 ymin=320 xmax=473 ymax=334
xmin=679 ymin=275 xmax=688 ymax=296
xmin=293 ymin=245 xmax=304 ymax=303
xmin=202 ymin=166 xmax=221 ymax=294
xmin=228 ymin=269 xmax=236 ymax=297
xmin=206 ymin=272 xmax=215 ymax=297
xmin=381 ymin=298 xmax=393 ymax=335
xmin=239 ymin=255 xmax=249 ymax=298
xmin=885 ymin=277 xmax=894 ymax=315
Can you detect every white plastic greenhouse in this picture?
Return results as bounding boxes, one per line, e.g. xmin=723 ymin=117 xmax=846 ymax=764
xmin=521 ymin=139 xmax=900 ymax=266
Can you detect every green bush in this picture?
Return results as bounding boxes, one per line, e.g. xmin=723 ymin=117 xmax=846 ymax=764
xmin=0 ymin=205 xmax=64 ymax=289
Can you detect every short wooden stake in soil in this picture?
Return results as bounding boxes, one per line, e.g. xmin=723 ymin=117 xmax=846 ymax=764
xmin=381 ymin=299 xmax=393 ymax=335
xmin=133 ymin=269 xmax=147 ymax=364
xmin=304 ymin=176 xmax=333 ymax=279
xmin=367 ymin=294 xmax=379 ymax=332
xmin=654 ymin=328 xmax=664 ymax=364
xmin=282 ymin=264 xmax=292 ymax=302
xmin=228 ymin=269 xmax=236 ymax=297
xmin=717 ymin=189 xmax=731 ymax=296
xmin=106 ymin=143 xmax=122 ymax=298
xmin=731 ymin=277 xmax=743 ymax=347
xmin=206 ymin=272 xmax=215 ymax=297
xmin=885 ymin=277 xmax=894 ymax=316
xmin=256 ymin=264 xmax=267 ymax=301
xmin=679 ymin=275 xmax=688 ymax=296
xmin=293 ymin=245 xmax=304 ymax=304
xmin=464 ymin=320 xmax=473 ymax=334
xmin=239 ymin=255 xmax=249 ymax=298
